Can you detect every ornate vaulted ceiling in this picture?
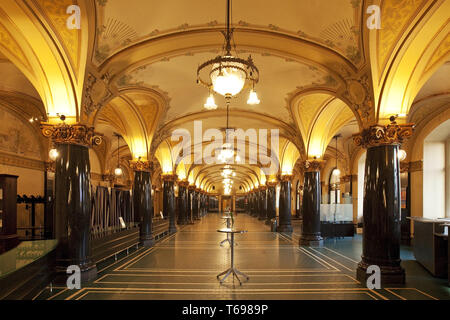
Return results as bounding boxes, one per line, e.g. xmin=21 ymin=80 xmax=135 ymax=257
xmin=0 ymin=0 xmax=448 ymax=193
xmin=94 ymin=0 xmax=363 ymax=66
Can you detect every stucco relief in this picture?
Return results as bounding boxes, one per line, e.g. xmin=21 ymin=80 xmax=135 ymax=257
xmin=0 ymin=109 xmax=41 ymax=159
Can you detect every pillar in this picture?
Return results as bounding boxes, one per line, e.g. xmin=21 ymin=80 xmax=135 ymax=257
xmin=354 ymin=117 xmax=414 ymax=285
xmin=177 ymin=181 xmax=189 ymax=225
xmin=41 ymin=122 xmax=101 ymax=282
xmin=201 ymin=192 xmax=205 ymax=217
xmin=266 ymin=182 xmax=277 ymax=225
xmin=300 ymin=160 xmax=324 ymax=246
xmin=277 ymin=175 xmax=293 ymax=232
xmin=194 ymin=189 xmax=201 ymax=220
xmin=188 ymin=185 xmax=195 ymax=224
xmin=163 ymin=174 xmax=177 ymax=234
xmin=252 ymin=191 xmax=257 ymax=217
xmin=130 ymin=160 xmax=154 ymax=247
xmin=259 ymin=186 xmax=267 ymax=220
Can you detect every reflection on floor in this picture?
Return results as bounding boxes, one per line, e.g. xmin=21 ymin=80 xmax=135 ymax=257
xmin=34 ymin=214 xmax=450 ymax=300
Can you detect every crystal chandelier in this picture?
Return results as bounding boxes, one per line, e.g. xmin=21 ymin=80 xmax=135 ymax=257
xmin=221 ymin=165 xmax=236 ymax=177
xmin=197 ymin=0 xmax=260 ymax=109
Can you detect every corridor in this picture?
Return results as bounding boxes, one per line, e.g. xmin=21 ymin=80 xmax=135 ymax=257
xmin=34 ymin=214 xmax=445 ymax=300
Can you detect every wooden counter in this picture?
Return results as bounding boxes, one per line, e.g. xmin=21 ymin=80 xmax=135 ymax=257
xmin=409 ymin=217 xmax=449 ymax=278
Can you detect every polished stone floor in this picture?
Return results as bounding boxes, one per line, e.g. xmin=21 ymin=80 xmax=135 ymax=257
xmin=34 ymin=213 xmax=450 ymax=300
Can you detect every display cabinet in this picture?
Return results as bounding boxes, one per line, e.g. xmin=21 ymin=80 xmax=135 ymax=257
xmin=0 ymin=174 xmax=19 ymax=254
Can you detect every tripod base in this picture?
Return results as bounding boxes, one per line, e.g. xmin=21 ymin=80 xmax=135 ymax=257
xmin=217 ymin=267 xmax=249 ymax=285
xmin=219 ymin=238 xmax=231 ymax=246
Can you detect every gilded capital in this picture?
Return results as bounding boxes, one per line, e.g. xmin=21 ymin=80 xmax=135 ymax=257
xmin=41 ymin=122 xmax=102 ymax=147
xmin=129 ymin=159 xmax=152 ymax=172
xmin=353 ymin=117 xmax=415 ymax=149
xmin=303 ymin=160 xmax=325 ymax=172
xmin=266 ymin=181 xmax=278 ymax=187
xmin=279 ymin=174 xmax=293 ymax=181
xmin=162 ymin=174 xmax=177 ymax=182
xmin=177 ymin=180 xmax=189 ymax=187
xmin=44 ymin=161 xmax=55 ymax=173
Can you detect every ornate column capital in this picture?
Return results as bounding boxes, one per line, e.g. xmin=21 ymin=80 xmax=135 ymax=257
xmin=41 ymin=122 xmax=102 ymax=147
xmin=195 ymin=188 xmax=201 ymax=193
xmin=302 ymin=160 xmax=325 ymax=172
xmin=129 ymin=159 xmax=153 ymax=172
xmin=279 ymin=174 xmax=293 ymax=182
xmin=340 ymin=175 xmax=352 ymax=183
xmin=266 ymin=181 xmax=278 ymax=187
xmin=162 ymin=174 xmax=177 ymax=182
xmin=102 ymin=173 xmax=115 ymax=182
xmin=44 ymin=161 xmax=55 ymax=173
xmin=259 ymin=185 xmax=267 ymax=191
xmin=177 ymin=180 xmax=189 ymax=187
xmin=353 ymin=117 xmax=415 ymax=149
xmin=188 ymin=185 xmax=196 ymax=191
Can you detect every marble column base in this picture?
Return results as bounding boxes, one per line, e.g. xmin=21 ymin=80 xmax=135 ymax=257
xmin=356 ymin=261 xmax=405 ymax=285
xmin=141 ymin=237 xmax=155 ymax=247
xmin=169 ymin=225 xmax=178 ymax=234
xmin=299 ymin=235 xmax=324 ymax=247
xmin=277 ymin=224 xmax=293 ymax=233
xmin=54 ymin=263 xmax=97 ymax=284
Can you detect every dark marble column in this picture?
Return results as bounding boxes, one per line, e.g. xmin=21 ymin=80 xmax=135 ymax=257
xmin=200 ymin=192 xmax=205 ymax=217
xmin=277 ymin=175 xmax=293 ymax=233
xmin=177 ymin=181 xmax=189 ymax=225
xmin=259 ymin=186 xmax=267 ymax=220
xmin=266 ymin=183 xmax=277 ymax=225
xmin=249 ymin=192 xmax=254 ymax=216
xmin=300 ymin=160 xmax=324 ymax=246
xmin=188 ymin=185 xmax=195 ymax=224
xmin=253 ymin=191 xmax=257 ymax=216
xmin=41 ymin=122 xmax=101 ymax=283
xmin=354 ymin=118 xmax=414 ymax=285
xmin=193 ymin=189 xmax=200 ymax=220
xmin=163 ymin=174 xmax=177 ymax=234
xmin=130 ymin=160 xmax=154 ymax=247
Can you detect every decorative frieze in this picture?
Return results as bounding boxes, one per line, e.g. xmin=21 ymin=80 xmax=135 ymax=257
xmin=41 ymin=121 xmax=102 ymax=147
xmin=400 ymin=160 xmax=423 ymax=173
xmin=0 ymin=152 xmax=45 ymax=171
xmin=353 ymin=116 xmax=415 ymax=149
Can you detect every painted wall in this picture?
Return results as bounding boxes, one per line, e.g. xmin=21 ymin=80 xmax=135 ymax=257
xmin=0 ymin=164 xmax=44 ymax=196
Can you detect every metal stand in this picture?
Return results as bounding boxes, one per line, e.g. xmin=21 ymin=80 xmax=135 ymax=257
xmin=217 ymin=232 xmax=249 ymax=285
xmin=220 ymin=216 xmax=232 ymax=247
